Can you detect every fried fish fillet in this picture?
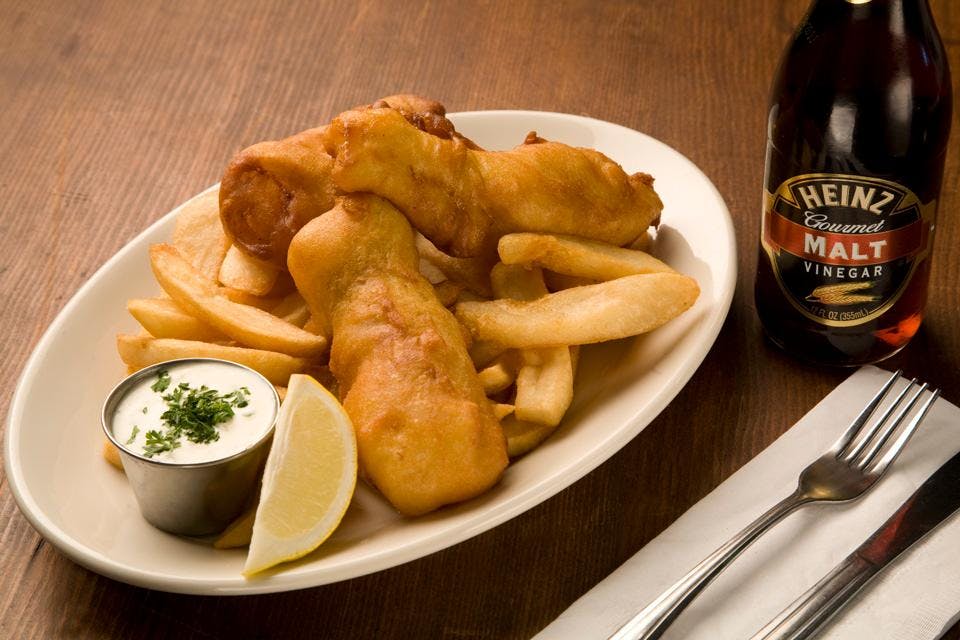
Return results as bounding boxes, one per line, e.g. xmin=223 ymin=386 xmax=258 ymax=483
xmin=219 ymin=126 xmax=336 ymax=269
xmin=219 ymin=95 xmax=471 ymax=269
xmin=325 ymin=108 xmax=663 ymax=258
xmin=361 ymin=94 xmax=480 ymax=149
xmin=287 ymin=194 xmax=508 ymax=516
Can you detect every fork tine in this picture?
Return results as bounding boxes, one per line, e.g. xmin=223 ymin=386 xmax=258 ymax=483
xmin=838 ymin=373 xmax=912 ymax=460
xmin=833 ymin=370 xmax=901 ymax=456
xmin=841 ymin=378 xmax=917 ymax=462
xmin=867 ymin=388 xmax=940 ymax=475
xmin=854 ymin=382 xmax=927 ymax=469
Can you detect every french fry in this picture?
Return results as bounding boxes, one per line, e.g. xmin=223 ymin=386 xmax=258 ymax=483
xmin=415 ymin=233 xmax=493 ymax=297
xmin=151 ymin=244 xmax=326 ymax=357
xmin=418 ymin=258 xmax=447 ymax=284
xmin=172 ymin=189 xmax=231 ymax=281
xmin=514 ymin=347 xmax=574 ymax=427
xmin=218 ymin=245 xmax=280 ymax=296
xmin=213 ymin=503 xmax=256 ymax=549
xmin=498 ymin=232 xmax=674 ymax=281
xmin=222 ymin=287 xmax=282 ymax=310
xmin=116 ymin=334 xmax=307 ymax=385
xmin=491 ymin=264 xmax=573 ymax=427
xmin=269 ymin=291 xmax=310 ymax=327
xmin=456 ymin=273 xmax=700 ymax=348
xmin=502 ymin=416 xmax=556 ymax=458
xmin=492 ymin=403 xmax=514 ymax=420
xmin=469 ymin=341 xmax=506 ymax=369
xmin=127 ymin=297 xmax=227 ymax=342
xmin=302 ymin=314 xmax=327 ymax=337
xmin=102 ymin=438 xmax=124 ymax=471
xmin=477 ymin=355 xmax=518 ymax=395
xmin=490 ymin=263 xmax=548 ymax=301
xmin=543 ymin=271 xmax=596 ymax=292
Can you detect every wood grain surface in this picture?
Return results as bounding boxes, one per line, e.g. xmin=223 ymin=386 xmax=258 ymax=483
xmin=2 ymin=0 xmax=959 ymax=638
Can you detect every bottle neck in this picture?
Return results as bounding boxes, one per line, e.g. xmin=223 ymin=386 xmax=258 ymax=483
xmin=806 ymin=0 xmax=934 ymax=38
xmin=813 ymin=0 xmax=928 ymax=17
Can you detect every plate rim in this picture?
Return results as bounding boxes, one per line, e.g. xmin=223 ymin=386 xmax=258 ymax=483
xmin=4 ymin=109 xmax=737 ymax=595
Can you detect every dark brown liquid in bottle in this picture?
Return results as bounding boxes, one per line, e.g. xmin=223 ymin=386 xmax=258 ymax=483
xmin=755 ymin=0 xmax=952 ymax=365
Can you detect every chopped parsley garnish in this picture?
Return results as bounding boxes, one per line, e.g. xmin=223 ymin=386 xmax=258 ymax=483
xmin=142 ymin=406 xmax=148 ymax=414
xmin=151 ymin=369 xmax=171 ymax=393
xmin=125 ymin=425 xmax=140 ymax=445
xmin=140 ymin=370 xmax=251 ymax=458
xmin=144 ymin=428 xmax=180 ymax=457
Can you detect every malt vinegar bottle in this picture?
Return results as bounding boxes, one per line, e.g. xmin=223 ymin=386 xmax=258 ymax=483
xmin=755 ymin=0 xmax=952 ymax=365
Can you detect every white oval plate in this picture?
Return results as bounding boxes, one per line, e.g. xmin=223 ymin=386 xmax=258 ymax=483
xmin=5 ymin=111 xmax=736 ymax=595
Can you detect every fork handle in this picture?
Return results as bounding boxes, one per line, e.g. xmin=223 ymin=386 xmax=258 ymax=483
xmin=608 ymin=491 xmax=809 ymax=640
xmin=749 ymin=554 xmax=878 ymax=640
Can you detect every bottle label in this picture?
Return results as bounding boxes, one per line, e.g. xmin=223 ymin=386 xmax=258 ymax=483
xmin=761 ymin=173 xmax=933 ymax=327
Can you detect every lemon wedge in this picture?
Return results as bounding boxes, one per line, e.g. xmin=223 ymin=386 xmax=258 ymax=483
xmin=243 ymin=374 xmax=357 ymax=576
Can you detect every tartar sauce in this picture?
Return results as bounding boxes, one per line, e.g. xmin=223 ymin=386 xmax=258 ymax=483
xmin=112 ymin=361 xmax=276 ymax=464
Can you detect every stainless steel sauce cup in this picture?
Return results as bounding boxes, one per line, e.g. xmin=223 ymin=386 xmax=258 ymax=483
xmin=101 ymin=358 xmax=279 ymax=536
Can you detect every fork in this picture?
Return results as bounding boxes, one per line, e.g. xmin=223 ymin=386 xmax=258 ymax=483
xmin=609 ymin=370 xmax=939 ymax=640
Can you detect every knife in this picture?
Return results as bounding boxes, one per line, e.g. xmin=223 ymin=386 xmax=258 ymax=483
xmin=751 ymin=447 xmax=960 ymax=640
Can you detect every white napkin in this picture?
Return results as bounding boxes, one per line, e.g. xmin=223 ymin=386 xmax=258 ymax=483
xmin=536 ymin=366 xmax=960 ymax=640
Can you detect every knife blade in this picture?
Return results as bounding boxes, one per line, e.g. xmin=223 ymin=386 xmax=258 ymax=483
xmin=751 ymin=447 xmax=960 ymax=640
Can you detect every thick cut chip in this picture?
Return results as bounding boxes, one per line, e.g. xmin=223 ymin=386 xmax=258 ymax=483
xmin=469 ymin=341 xmax=507 ymax=369
xmin=489 ymin=262 xmax=548 ymax=301
xmin=127 ymin=297 xmax=227 ymax=342
xmin=116 ymin=334 xmax=307 ymax=385
xmin=543 ymin=271 xmax=596 ymax=292
xmin=219 ymin=245 xmax=281 ymax=296
xmin=498 ymin=232 xmax=674 ymax=281
xmin=214 ymin=503 xmax=256 ymax=549
xmin=222 ymin=288 xmax=282 ymax=310
xmin=150 ymin=244 xmax=326 ymax=357
xmin=492 ymin=404 xmax=515 ymax=420
xmin=172 ymin=189 xmax=231 ymax=281
xmin=302 ymin=315 xmax=327 ymax=337
xmin=456 ymin=272 xmax=699 ymax=348
xmin=269 ymin=291 xmax=310 ymax=327
xmin=514 ymin=347 xmax=574 ymax=427
xmin=490 ymin=264 xmax=574 ymax=428
xmin=102 ymin=438 xmax=124 ymax=471
xmin=415 ymin=234 xmax=493 ymax=297
xmin=477 ymin=353 xmax=518 ymax=395
xmin=502 ymin=416 xmax=556 ymax=458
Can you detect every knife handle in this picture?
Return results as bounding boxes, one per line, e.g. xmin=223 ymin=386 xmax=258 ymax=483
xmin=751 ymin=554 xmax=879 ymax=640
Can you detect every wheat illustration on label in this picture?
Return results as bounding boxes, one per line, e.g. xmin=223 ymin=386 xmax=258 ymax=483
xmin=805 ymin=281 xmax=881 ymax=306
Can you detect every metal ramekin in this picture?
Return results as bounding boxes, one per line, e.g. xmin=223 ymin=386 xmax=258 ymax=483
xmin=102 ymin=358 xmax=279 ymax=536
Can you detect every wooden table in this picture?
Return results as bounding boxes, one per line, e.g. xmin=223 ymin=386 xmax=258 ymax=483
xmin=2 ymin=1 xmax=958 ymax=637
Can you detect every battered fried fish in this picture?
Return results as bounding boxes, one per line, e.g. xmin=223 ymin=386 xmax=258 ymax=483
xmin=360 ymin=94 xmax=480 ymax=149
xmin=219 ymin=126 xmax=336 ymax=269
xmin=287 ymin=194 xmax=508 ymax=516
xmin=325 ymin=108 xmax=663 ymax=258
xmin=219 ymin=95 xmax=473 ymax=269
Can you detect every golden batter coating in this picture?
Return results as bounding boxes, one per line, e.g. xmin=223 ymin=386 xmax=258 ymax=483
xmin=325 ymin=107 xmax=663 ymax=258
xmin=287 ymin=194 xmax=508 ymax=516
xmin=219 ymin=126 xmax=336 ymax=269
xmin=219 ymin=95 xmax=473 ymax=269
